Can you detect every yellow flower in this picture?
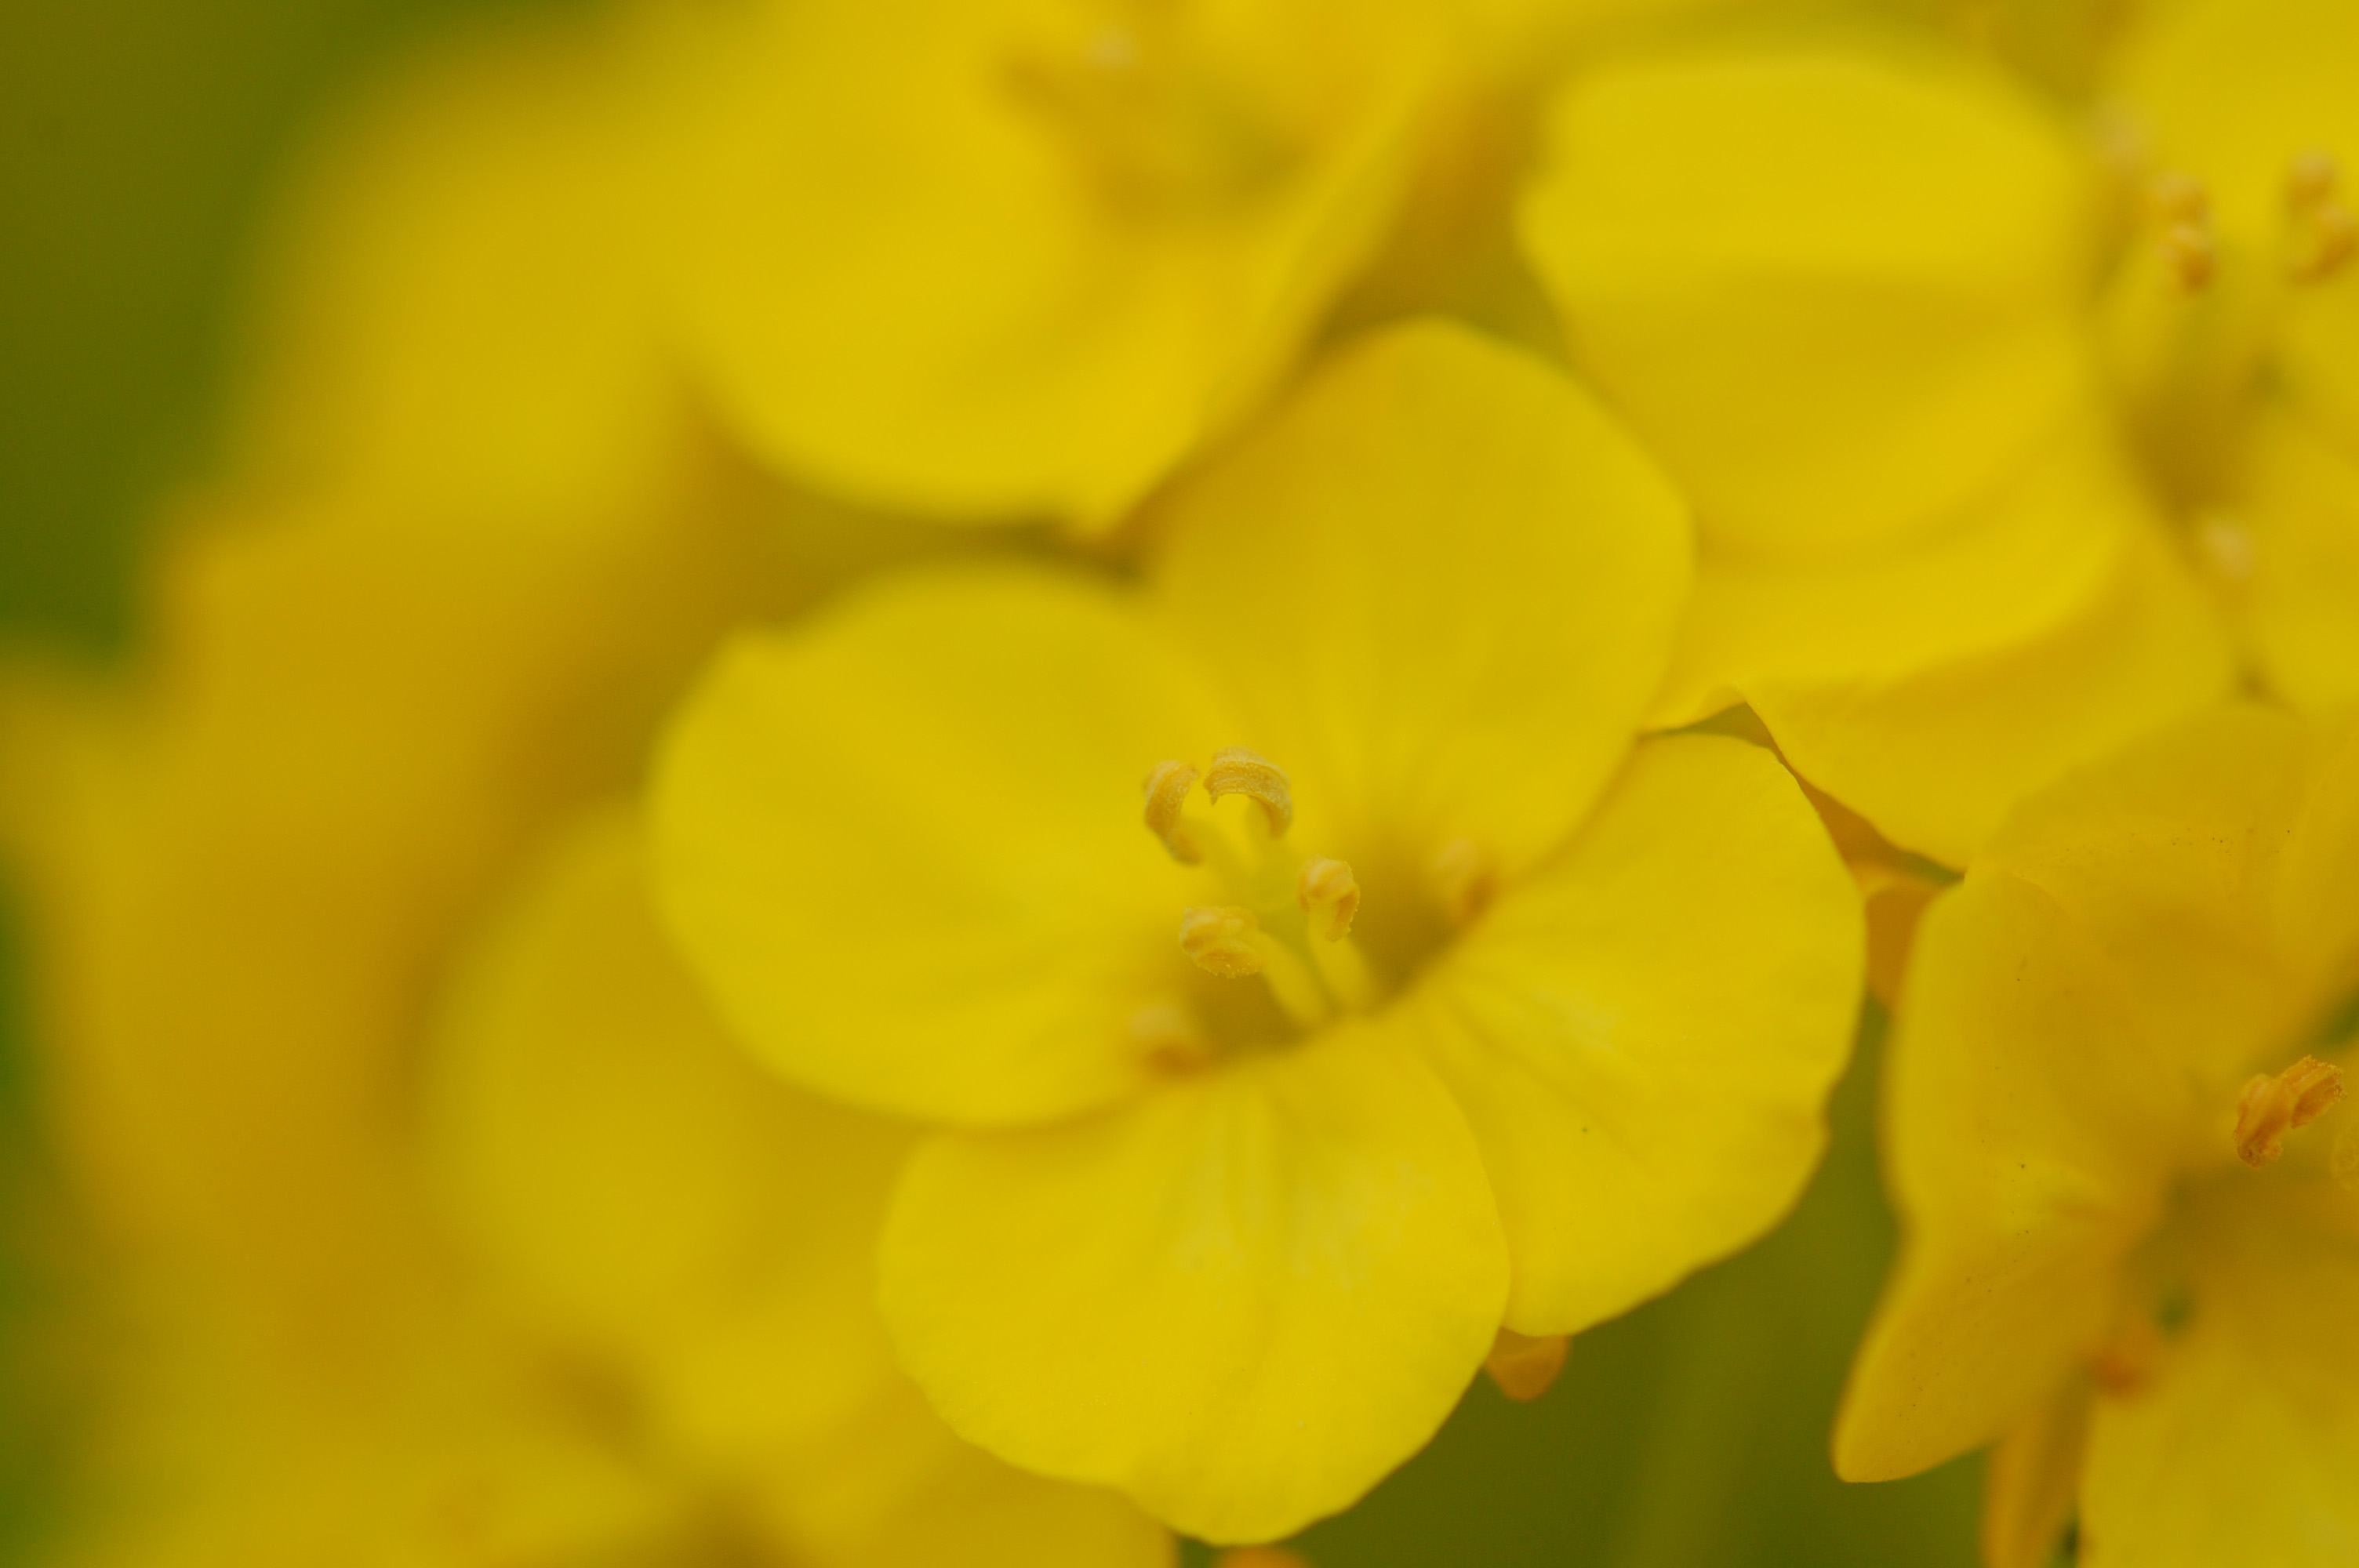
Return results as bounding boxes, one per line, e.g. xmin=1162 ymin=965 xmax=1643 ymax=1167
xmin=651 ymin=319 xmax=1866 ymax=1541
xmin=1517 ymin=31 xmax=2235 ymax=866
xmin=427 ymin=806 xmax=1171 ymax=1566
xmin=652 ymin=0 xmax=1441 ymax=528
xmin=1834 ymin=706 xmax=2359 ymax=1567
xmin=2100 ymin=0 xmax=2359 ymax=712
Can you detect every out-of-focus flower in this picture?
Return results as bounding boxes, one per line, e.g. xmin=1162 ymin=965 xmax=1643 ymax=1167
xmin=0 ymin=13 xmax=1140 ymax=1561
xmin=2099 ymin=0 xmax=2359 ymax=711
xmin=426 ymin=806 xmax=1169 ymax=1566
xmin=652 ymin=319 xmax=1865 ymax=1542
xmin=1518 ymin=31 xmax=2236 ymax=867
xmin=1834 ymin=706 xmax=2359 ymax=1567
xmin=652 ymin=0 xmax=1444 ymax=528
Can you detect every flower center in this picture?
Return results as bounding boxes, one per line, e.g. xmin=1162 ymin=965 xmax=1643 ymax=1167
xmin=1002 ymin=4 xmax=1297 ymax=224
xmin=1141 ymin=748 xmax=1376 ymax=1037
xmin=2103 ymin=152 xmax=2359 ymax=506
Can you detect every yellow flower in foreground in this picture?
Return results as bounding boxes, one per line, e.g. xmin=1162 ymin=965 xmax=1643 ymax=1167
xmin=655 ymin=0 xmax=1438 ymax=527
xmin=427 ymin=807 xmax=1169 ymax=1566
xmin=1836 ymin=706 xmax=2359 ymax=1567
xmin=652 ymin=320 xmax=1865 ymax=1541
xmin=2101 ymin=0 xmax=2359 ymax=711
xmin=1518 ymin=34 xmax=2234 ymax=866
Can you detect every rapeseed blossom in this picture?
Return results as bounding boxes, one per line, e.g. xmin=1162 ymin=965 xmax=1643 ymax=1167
xmin=1518 ymin=29 xmax=2234 ymax=869
xmin=1837 ymin=707 xmax=2359 ymax=1568
xmin=13 ymin=0 xmax=2359 ymax=1560
xmin=652 ymin=320 xmax=1864 ymax=1542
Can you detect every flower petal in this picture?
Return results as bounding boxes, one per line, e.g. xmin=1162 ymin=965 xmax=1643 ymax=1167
xmin=1520 ymin=41 xmax=2095 ymax=559
xmin=2080 ymin=1192 xmax=2359 ymax=1567
xmin=1154 ymin=318 xmax=1690 ymax=878
xmin=2225 ymin=409 xmax=2359 ymax=713
xmin=1835 ymin=706 xmax=2347 ymax=1483
xmin=878 ymin=1023 xmax=1510 ymax=1544
xmin=1407 ymin=734 xmax=1861 ymax=1336
xmin=659 ymin=0 xmax=1429 ymax=525
xmin=652 ymin=562 xmax=1234 ymax=1127
xmin=1747 ymin=514 xmax=2236 ymax=868
xmin=1648 ymin=419 xmax=2133 ymax=728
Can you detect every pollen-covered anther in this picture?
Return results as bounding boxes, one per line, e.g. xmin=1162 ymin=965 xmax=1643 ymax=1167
xmin=1297 ymin=856 xmax=1360 ymax=942
xmin=1202 ymin=746 xmax=1292 ymax=837
xmin=2233 ymin=1054 xmax=2346 ymax=1169
xmin=1179 ymin=905 xmax=1266 ymax=979
xmin=1142 ymin=759 xmax=1203 ymax=864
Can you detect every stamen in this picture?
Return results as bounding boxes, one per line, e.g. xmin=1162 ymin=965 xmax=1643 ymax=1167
xmin=1142 ymin=760 xmax=1202 ymax=864
xmin=1431 ymin=837 xmax=1496 ymax=924
xmin=1178 ymin=906 xmax=1264 ymax=978
xmin=1296 ymin=857 xmax=1360 ymax=941
xmin=1130 ymin=1000 xmax=1212 ymax=1073
xmin=1485 ymin=1328 xmax=1569 ymax=1403
xmin=1203 ymin=746 xmax=1292 ymax=837
xmin=2088 ymin=1311 xmax=2165 ymax=1396
xmin=2150 ymin=172 xmax=2215 ymax=292
xmin=2233 ymin=1054 xmax=2346 ymax=1168
xmin=2287 ymin=152 xmax=2358 ymax=283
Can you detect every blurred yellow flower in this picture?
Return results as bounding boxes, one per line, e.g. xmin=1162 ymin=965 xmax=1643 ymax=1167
xmin=652 ymin=320 xmax=1865 ymax=1541
xmin=427 ymin=806 xmax=1170 ymax=1566
xmin=1836 ymin=706 xmax=2359 ymax=1567
xmin=655 ymin=0 xmax=1441 ymax=528
xmin=1518 ymin=31 xmax=2235 ymax=866
xmin=2100 ymin=0 xmax=2359 ymax=712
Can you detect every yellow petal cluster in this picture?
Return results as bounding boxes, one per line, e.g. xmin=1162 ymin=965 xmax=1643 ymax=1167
xmin=2 ymin=0 xmax=2355 ymax=1562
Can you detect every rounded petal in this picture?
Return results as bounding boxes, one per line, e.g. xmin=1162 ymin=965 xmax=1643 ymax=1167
xmin=1520 ymin=41 xmax=2095 ymax=558
xmin=651 ymin=562 xmax=1235 ymax=1127
xmin=658 ymin=0 xmax=1430 ymax=524
xmin=1154 ymin=318 xmax=1691 ymax=878
xmin=878 ymin=1025 xmax=1510 ymax=1544
xmin=1648 ymin=419 xmax=2132 ymax=727
xmin=1406 ymin=734 xmax=1861 ymax=1336
xmin=1747 ymin=512 xmax=2237 ymax=868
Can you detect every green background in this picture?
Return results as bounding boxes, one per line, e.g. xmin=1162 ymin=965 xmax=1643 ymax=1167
xmin=0 ymin=2 xmax=1981 ymax=1561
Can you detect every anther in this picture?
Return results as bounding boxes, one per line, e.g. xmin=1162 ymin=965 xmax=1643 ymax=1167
xmin=2088 ymin=1311 xmax=2165 ymax=1397
xmin=1142 ymin=760 xmax=1202 ymax=864
xmin=1129 ymin=1000 xmax=1212 ymax=1073
xmin=1485 ymin=1328 xmax=1569 ymax=1403
xmin=1297 ymin=857 xmax=1360 ymax=942
xmin=2285 ymin=152 xmax=2357 ymax=283
xmin=1203 ymin=747 xmax=1292 ymax=837
xmin=1431 ymin=837 xmax=1496 ymax=924
xmin=2233 ymin=1054 xmax=2346 ymax=1168
xmin=1179 ymin=906 xmax=1264 ymax=979
xmin=2289 ymin=151 xmax=2339 ymax=212
xmin=2150 ymin=172 xmax=2215 ymax=292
